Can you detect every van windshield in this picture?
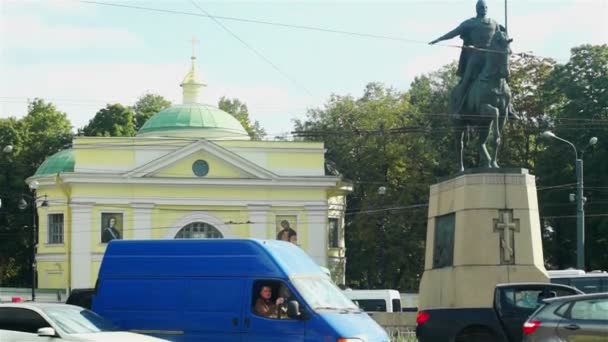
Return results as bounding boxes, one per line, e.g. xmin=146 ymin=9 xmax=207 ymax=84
xmin=292 ymin=277 xmax=359 ymax=312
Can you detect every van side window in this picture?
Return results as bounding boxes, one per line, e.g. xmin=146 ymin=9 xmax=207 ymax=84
xmin=356 ymin=299 xmax=387 ymax=312
xmin=251 ymin=280 xmax=295 ymax=320
xmin=391 ymin=299 xmax=401 ymax=313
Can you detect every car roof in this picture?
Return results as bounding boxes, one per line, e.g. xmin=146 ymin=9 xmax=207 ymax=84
xmin=0 ymin=302 xmax=83 ymax=310
xmin=544 ymin=292 xmax=608 ymax=304
xmin=496 ymin=282 xmax=579 ymax=290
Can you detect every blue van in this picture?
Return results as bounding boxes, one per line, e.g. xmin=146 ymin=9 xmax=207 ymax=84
xmin=92 ymin=239 xmax=389 ymax=342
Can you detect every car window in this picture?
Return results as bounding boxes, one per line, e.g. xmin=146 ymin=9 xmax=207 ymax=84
xmin=555 ymin=302 xmax=571 ymax=318
xmin=251 ymin=280 xmax=299 ymax=320
xmin=0 ymin=307 xmax=51 ymax=333
xmin=514 ymin=290 xmax=544 ymax=309
xmin=571 ymin=278 xmax=602 ymax=293
xmin=391 ymin=299 xmax=401 ymax=312
xmin=355 ymin=299 xmax=387 ymax=312
xmin=570 ymin=298 xmax=608 ymax=321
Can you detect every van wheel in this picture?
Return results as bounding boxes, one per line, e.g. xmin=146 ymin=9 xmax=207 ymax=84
xmin=455 ymin=327 xmax=495 ymax=342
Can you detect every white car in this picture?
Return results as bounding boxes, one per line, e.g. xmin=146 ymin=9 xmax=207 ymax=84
xmin=0 ymin=303 xmax=167 ymax=341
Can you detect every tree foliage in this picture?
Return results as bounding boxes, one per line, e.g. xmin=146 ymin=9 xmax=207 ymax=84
xmin=133 ymin=93 xmax=171 ymax=131
xmin=81 ymin=103 xmax=137 ymax=137
xmin=536 ymin=44 xmax=608 ymax=270
xmin=0 ymin=99 xmax=73 ymax=286
xmin=218 ymin=97 xmax=266 ymax=140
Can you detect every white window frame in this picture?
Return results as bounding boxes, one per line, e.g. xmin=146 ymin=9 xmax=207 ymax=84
xmin=47 ymin=213 xmax=64 ymax=244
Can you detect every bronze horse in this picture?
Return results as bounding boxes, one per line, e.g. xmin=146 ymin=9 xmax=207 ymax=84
xmin=451 ymin=31 xmax=516 ymax=172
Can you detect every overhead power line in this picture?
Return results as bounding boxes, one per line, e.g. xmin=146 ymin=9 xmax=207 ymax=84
xmin=188 ymin=0 xmax=313 ymax=96
xmin=76 ymin=0 xmax=556 ymax=60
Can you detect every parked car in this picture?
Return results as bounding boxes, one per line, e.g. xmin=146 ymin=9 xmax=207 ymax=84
xmin=523 ymin=292 xmax=608 ymax=341
xmin=66 ymin=288 xmax=95 ymax=310
xmin=416 ymin=282 xmax=582 ymax=342
xmin=93 ymin=239 xmax=389 ymax=342
xmin=0 ymin=302 xmax=167 ymax=341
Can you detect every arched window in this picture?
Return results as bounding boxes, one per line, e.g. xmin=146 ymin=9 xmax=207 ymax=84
xmin=175 ymin=222 xmax=223 ymax=239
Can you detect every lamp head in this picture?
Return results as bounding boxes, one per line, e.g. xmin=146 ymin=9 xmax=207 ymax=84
xmin=41 ymin=195 xmax=49 ymax=207
xmin=589 ymin=137 xmax=598 ymax=146
xmin=18 ymin=197 xmax=28 ymax=211
xmin=542 ymin=131 xmax=556 ymax=138
xmin=2 ymin=145 xmax=13 ymax=153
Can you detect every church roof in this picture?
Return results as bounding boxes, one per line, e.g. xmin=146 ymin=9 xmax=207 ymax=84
xmin=34 ymin=149 xmax=74 ymax=176
xmin=136 ymin=104 xmax=250 ymax=139
xmin=137 ymin=49 xmax=250 ymax=139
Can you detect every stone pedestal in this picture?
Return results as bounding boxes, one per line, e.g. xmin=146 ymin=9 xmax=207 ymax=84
xmin=418 ymin=169 xmax=549 ymax=310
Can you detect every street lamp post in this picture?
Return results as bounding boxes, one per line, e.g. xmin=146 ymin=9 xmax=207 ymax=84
xmin=542 ymin=131 xmax=598 ymax=270
xmin=20 ymin=181 xmax=48 ymax=301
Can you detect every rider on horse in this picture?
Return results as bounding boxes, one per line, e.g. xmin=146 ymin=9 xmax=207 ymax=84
xmin=429 ymin=0 xmax=506 ymax=118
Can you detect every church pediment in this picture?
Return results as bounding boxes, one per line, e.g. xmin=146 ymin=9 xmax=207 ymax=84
xmin=125 ymin=140 xmax=278 ymax=179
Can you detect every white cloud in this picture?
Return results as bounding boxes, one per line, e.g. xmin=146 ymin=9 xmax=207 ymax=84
xmin=1 ymin=14 xmax=143 ymax=51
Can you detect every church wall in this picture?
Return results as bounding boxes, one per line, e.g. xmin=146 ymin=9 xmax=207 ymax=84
xmin=266 ymin=152 xmax=324 ymax=176
xmin=74 ymin=149 xmax=135 ymax=173
xmin=68 ymin=184 xmax=326 ymax=202
xmin=155 ymin=151 xmax=247 ymax=178
xmin=37 ymin=260 xmax=67 ymax=289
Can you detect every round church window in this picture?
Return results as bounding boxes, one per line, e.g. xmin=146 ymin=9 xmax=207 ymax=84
xmin=192 ymin=160 xmax=209 ymax=177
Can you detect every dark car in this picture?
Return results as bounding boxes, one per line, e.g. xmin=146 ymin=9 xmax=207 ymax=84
xmin=65 ymin=288 xmax=95 ymax=310
xmin=416 ymin=283 xmax=582 ymax=342
xmin=523 ymin=292 xmax=608 ymax=341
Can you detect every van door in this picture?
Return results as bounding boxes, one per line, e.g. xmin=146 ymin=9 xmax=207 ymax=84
xmin=184 ymin=278 xmax=245 ymax=341
xmin=243 ymin=279 xmax=306 ymax=342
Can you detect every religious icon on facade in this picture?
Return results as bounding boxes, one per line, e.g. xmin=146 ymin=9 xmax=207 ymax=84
xmin=101 ymin=213 xmax=123 ymax=243
xmin=275 ymin=215 xmax=297 ymax=245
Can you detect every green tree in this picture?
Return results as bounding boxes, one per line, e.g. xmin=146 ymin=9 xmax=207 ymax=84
xmin=218 ymin=97 xmax=266 ymax=140
xmin=82 ymin=103 xmax=136 ymax=137
xmin=295 ymin=83 xmax=429 ymax=291
xmin=0 ymin=99 xmax=72 ymax=286
xmin=133 ymin=93 xmax=171 ymax=131
xmin=536 ymin=45 xmax=608 ymax=270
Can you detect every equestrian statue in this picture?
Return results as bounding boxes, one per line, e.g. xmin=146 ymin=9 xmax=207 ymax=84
xmin=430 ymin=0 xmax=519 ymax=172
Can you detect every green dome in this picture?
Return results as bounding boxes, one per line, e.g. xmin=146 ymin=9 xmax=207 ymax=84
xmin=34 ymin=149 xmax=74 ymax=176
xmin=137 ymin=104 xmax=250 ymax=139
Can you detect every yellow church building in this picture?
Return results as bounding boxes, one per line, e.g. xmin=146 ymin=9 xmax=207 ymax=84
xmin=28 ymin=55 xmax=351 ymax=291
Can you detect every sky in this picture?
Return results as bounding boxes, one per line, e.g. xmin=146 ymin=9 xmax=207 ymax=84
xmin=1 ymin=0 xmax=607 ymax=137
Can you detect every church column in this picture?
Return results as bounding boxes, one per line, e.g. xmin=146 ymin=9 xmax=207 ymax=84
xmin=132 ymin=203 xmax=154 ymax=240
xmin=305 ymin=204 xmax=329 ymax=267
xmin=248 ymin=205 xmax=270 ymax=239
xmin=70 ymin=203 xmax=93 ymax=289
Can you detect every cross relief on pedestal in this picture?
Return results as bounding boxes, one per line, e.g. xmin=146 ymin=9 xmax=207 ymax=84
xmin=493 ymin=209 xmax=520 ymax=265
